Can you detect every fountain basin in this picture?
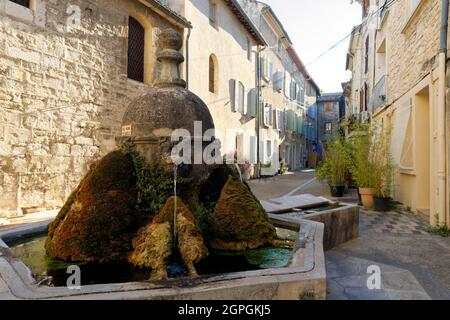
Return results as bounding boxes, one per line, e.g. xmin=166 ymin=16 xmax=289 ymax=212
xmin=0 ymin=217 xmax=326 ymax=300
xmin=269 ymin=203 xmax=359 ymax=251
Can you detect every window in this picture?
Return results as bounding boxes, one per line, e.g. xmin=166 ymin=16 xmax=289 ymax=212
xmin=262 ymin=57 xmax=273 ymax=82
xmin=359 ymin=83 xmax=369 ymax=112
xmin=264 ymin=103 xmax=273 ymax=126
xmin=402 ymin=0 xmax=424 ymax=31
xmin=209 ymin=54 xmax=218 ymax=93
xmin=266 ymin=140 xmax=272 ymax=161
xmin=9 ymin=0 xmax=30 ymax=8
xmin=290 ymin=81 xmax=298 ymax=101
xmin=127 ymin=17 xmax=145 ymax=82
xmin=324 ymin=101 xmax=333 ymax=112
xmin=325 ymin=122 xmax=332 ymax=134
xmin=284 ymin=72 xmax=291 ymax=97
xmin=297 ymin=87 xmax=305 ymax=105
xmin=280 ymin=110 xmax=285 ymax=131
xmin=273 ymin=70 xmax=283 ymax=92
xmin=230 ymin=79 xmax=244 ymax=112
xmin=209 ymin=1 xmax=217 ymax=26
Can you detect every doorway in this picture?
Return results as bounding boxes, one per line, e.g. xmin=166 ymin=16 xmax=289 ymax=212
xmin=415 ymin=87 xmax=430 ymax=211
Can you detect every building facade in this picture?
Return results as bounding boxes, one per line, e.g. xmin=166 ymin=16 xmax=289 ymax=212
xmin=165 ymin=0 xmax=264 ymax=174
xmin=238 ymin=0 xmax=320 ymax=173
xmin=0 ymin=0 xmax=320 ymax=218
xmin=317 ymin=93 xmax=344 ymax=152
xmin=346 ymin=0 xmax=449 ymax=227
xmin=0 ymin=0 xmax=191 ymax=218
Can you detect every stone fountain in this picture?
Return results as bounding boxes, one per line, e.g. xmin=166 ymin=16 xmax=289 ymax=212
xmin=0 ymin=28 xmax=327 ymax=300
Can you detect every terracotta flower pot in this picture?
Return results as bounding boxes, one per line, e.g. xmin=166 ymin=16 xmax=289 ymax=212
xmin=359 ymin=188 xmax=375 ymax=209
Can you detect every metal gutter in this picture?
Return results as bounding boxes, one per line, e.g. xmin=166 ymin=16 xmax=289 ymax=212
xmin=437 ymin=0 xmax=448 ymax=226
xmin=139 ymin=0 xmax=192 ymax=29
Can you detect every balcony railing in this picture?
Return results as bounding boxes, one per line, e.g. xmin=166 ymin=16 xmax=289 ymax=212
xmin=372 ymin=75 xmax=387 ymax=112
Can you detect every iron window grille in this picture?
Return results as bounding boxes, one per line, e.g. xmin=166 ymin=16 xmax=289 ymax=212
xmin=127 ymin=17 xmax=145 ymax=83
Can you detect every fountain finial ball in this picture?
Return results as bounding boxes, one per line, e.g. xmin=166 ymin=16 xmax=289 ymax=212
xmin=158 ymin=28 xmax=183 ymax=52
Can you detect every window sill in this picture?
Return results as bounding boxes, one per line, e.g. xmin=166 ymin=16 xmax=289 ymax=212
xmin=399 ymin=167 xmax=416 ymax=176
xmin=401 ymin=0 xmax=426 ymax=34
xmin=2 ymin=0 xmax=33 ymax=22
xmin=127 ymin=78 xmax=149 ymax=86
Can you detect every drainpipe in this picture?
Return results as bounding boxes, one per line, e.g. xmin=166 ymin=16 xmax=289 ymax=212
xmin=438 ymin=0 xmax=448 ymax=226
xmin=185 ymin=27 xmax=192 ymax=89
xmin=256 ymin=45 xmax=266 ymax=178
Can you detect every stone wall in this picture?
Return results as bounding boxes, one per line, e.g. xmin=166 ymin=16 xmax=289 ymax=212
xmin=386 ymin=0 xmax=440 ymax=103
xmin=317 ymin=98 xmax=340 ymax=144
xmin=0 ymin=0 xmax=180 ymax=217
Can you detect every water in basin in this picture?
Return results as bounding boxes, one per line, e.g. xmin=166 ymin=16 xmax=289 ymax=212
xmin=8 ymin=227 xmax=297 ymax=287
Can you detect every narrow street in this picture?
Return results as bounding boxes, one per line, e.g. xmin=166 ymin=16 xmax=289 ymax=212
xmin=248 ymin=171 xmax=450 ymax=300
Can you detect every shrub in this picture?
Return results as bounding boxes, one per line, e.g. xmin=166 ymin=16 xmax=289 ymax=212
xmin=348 ymin=124 xmax=375 ymax=188
xmin=316 ymin=135 xmax=351 ymax=187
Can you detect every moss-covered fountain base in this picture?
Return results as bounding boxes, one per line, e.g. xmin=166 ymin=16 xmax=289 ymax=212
xmin=0 ymin=28 xmax=326 ymax=300
xmin=0 ymin=216 xmax=326 ymax=300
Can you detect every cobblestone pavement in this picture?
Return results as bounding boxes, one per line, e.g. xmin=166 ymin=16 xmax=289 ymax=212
xmin=360 ymin=210 xmax=429 ymax=236
xmin=248 ymin=172 xmax=450 ymax=300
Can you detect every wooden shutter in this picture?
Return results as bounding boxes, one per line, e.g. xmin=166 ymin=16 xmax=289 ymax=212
xmin=127 ymin=17 xmax=145 ymax=82
xmin=238 ymin=82 xmax=245 ymax=114
xmin=248 ymin=90 xmax=257 ymax=117
xmin=273 ymin=109 xmax=278 ymax=130
xmin=269 ymin=105 xmax=273 ymax=126
xmin=230 ymin=79 xmax=238 ymax=112
xmin=243 ymin=88 xmax=248 ymax=115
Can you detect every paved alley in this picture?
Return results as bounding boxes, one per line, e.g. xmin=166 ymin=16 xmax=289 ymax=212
xmin=248 ymin=171 xmax=450 ymax=300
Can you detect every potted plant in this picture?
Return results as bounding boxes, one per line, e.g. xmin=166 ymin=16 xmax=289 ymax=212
xmin=349 ymin=124 xmax=375 ymax=209
xmin=279 ymin=161 xmax=289 ymax=175
xmin=316 ymin=136 xmax=349 ymax=198
xmin=371 ymin=128 xmax=393 ymax=212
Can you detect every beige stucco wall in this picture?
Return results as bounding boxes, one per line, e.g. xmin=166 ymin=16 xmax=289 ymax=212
xmin=182 ymin=0 xmax=258 ymax=163
xmin=0 ymin=0 xmax=181 ymax=217
xmin=372 ymin=0 xmax=444 ymax=225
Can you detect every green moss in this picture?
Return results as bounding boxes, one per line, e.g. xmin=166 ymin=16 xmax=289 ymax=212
xmin=45 ymin=190 xmax=78 ymax=254
xmin=129 ymin=196 xmax=208 ymax=278
xmin=198 ymin=165 xmax=235 ymax=207
xmin=207 ymin=177 xmax=277 ymax=250
xmin=46 ymin=151 xmax=142 ymax=263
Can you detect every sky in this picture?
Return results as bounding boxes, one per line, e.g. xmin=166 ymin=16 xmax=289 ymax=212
xmin=263 ymin=0 xmax=362 ymax=93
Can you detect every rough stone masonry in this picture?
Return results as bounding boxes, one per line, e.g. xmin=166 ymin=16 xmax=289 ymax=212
xmin=0 ymin=0 xmax=182 ymax=217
